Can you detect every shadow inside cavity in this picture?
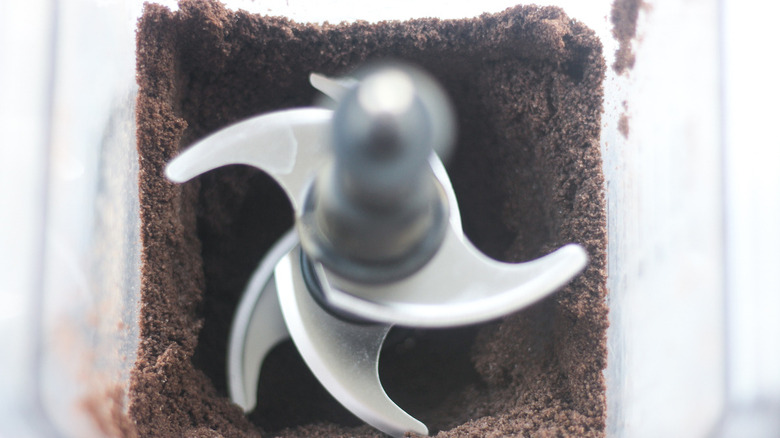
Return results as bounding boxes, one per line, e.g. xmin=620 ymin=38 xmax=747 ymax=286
xmin=248 ymin=327 xmax=484 ymax=434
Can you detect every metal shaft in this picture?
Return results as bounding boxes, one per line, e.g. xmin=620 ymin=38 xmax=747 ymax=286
xmin=299 ymin=63 xmax=455 ymax=284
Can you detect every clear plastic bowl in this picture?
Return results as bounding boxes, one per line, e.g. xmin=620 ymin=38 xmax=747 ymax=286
xmin=1 ymin=0 xmax=777 ymax=437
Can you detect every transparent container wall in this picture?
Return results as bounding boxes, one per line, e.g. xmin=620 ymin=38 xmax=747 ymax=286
xmin=6 ymin=0 xmax=773 ymax=437
xmin=1 ymin=0 xmax=142 ymax=437
xmin=39 ymin=1 xmax=142 ymax=435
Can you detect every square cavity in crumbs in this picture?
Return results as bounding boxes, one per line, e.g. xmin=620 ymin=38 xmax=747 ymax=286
xmin=132 ymin=1 xmax=607 ymax=436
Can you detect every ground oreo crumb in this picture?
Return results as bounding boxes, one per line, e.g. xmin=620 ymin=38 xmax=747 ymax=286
xmin=132 ymin=1 xmax=607 ymax=436
xmin=611 ymin=0 xmax=644 ymax=74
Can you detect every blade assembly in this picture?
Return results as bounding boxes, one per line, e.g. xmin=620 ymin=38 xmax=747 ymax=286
xmin=166 ymin=62 xmax=587 ymax=437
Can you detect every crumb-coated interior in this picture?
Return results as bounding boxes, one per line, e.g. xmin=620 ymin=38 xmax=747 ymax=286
xmin=132 ymin=1 xmax=607 ymax=436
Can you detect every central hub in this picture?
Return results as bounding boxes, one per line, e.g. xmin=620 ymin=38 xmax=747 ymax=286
xmin=298 ymin=64 xmax=455 ymax=284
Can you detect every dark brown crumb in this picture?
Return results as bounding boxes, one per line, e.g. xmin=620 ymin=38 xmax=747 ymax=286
xmin=611 ymin=0 xmax=643 ymax=74
xmin=81 ymin=385 xmax=138 ymax=438
xmin=132 ymin=1 xmax=607 ymax=437
xmin=618 ymin=113 xmax=630 ymax=138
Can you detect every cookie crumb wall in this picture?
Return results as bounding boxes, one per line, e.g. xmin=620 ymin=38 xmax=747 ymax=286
xmin=133 ymin=1 xmax=607 ymax=436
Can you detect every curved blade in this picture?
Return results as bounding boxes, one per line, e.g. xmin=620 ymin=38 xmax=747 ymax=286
xmin=165 ymin=108 xmax=332 ymax=212
xmin=318 ymin=226 xmax=588 ymax=328
xmin=428 ymin=153 xmax=461 ymax=233
xmin=227 ymin=230 xmax=298 ymax=411
xmin=309 ymin=73 xmax=358 ymax=101
xmin=275 ymin=246 xmax=428 ymax=437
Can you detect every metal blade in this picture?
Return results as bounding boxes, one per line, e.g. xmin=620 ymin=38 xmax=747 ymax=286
xmin=428 ymin=153 xmax=461 ymax=232
xmin=309 ymin=73 xmax=357 ymax=101
xmin=275 ymin=246 xmax=429 ymax=437
xmin=318 ymin=226 xmax=588 ymax=328
xmin=165 ymin=108 xmax=332 ymax=212
xmin=227 ymin=230 xmax=297 ymax=412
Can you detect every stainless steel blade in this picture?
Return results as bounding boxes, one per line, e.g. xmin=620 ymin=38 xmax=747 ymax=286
xmin=227 ymin=230 xmax=297 ymax=412
xmin=275 ymin=246 xmax=428 ymax=437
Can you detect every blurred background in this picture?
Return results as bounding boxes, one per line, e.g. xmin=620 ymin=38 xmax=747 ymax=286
xmin=1 ymin=0 xmax=778 ymax=436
